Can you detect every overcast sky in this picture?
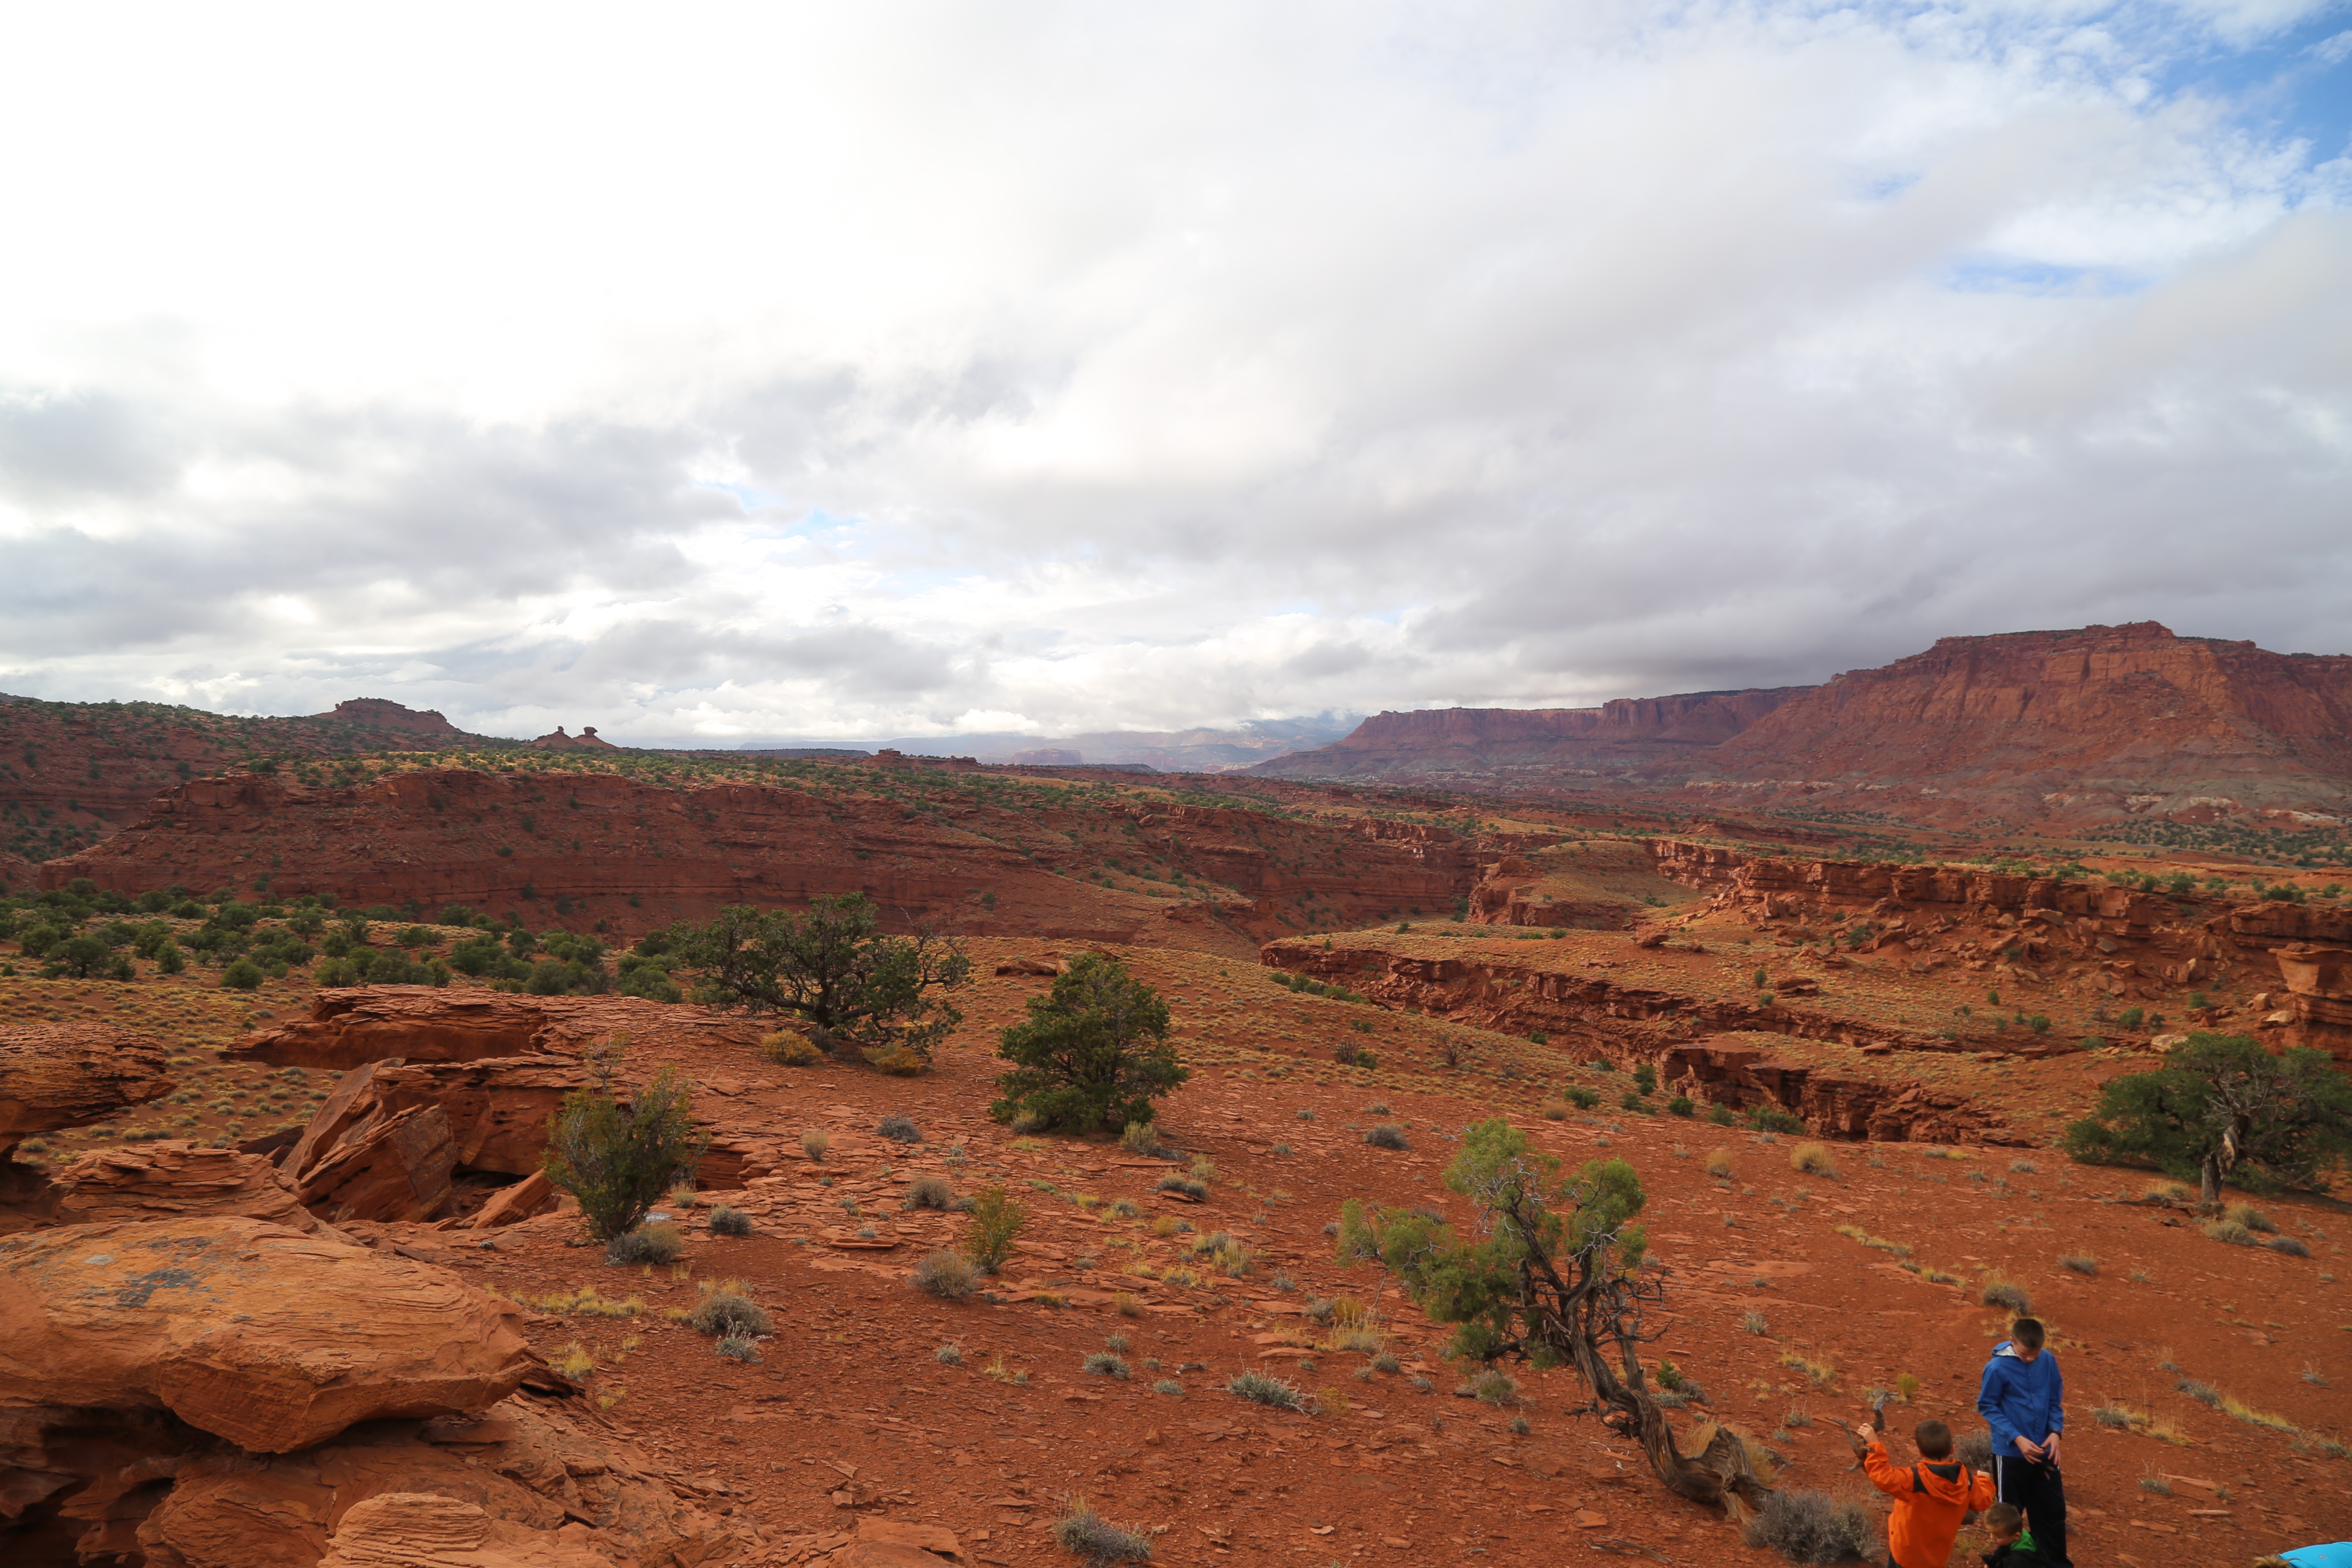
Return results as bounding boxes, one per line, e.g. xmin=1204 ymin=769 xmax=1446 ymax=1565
xmin=2 ymin=3 xmax=2347 ymax=745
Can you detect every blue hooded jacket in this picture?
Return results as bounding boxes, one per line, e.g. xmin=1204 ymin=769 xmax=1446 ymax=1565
xmin=1978 ymin=1341 xmax=2064 ymax=1458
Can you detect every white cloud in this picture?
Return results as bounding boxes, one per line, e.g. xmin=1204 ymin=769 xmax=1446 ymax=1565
xmin=0 ymin=2 xmax=2345 ymax=742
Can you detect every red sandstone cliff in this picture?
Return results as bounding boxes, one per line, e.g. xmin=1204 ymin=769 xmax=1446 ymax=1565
xmin=1690 ymin=622 xmax=2352 ymax=823
xmin=37 ymin=768 xmax=1476 ymax=950
xmin=1251 ymin=687 xmax=1806 ymax=780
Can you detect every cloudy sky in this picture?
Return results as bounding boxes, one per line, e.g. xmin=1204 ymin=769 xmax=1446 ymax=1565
xmin=2 ymin=2 xmax=2347 ymax=746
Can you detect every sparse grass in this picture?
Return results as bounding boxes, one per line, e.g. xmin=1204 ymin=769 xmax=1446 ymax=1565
xmin=548 ymin=1341 xmax=596 ymax=1380
xmin=605 ymin=1222 xmax=684 ymax=1267
xmin=2270 ymin=1236 xmax=2311 ymax=1258
xmin=2141 ymin=1179 xmax=2191 ymax=1206
xmin=1894 ymin=1373 xmax=1918 ymax=1403
xmin=1083 ymin=1352 xmax=1132 ymax=1380
xmin=1743 ymin=1311 xmax=1770 ymax=1336
xmin=2204 ymin=1220 xmax=2258 ymax=1246
xmin=2009 ymin=1159 xmax=2039 ymax=1173
xmin=1228 ymin=1370 xmax=1313 ymax=1412
xmin=1052 ymin=1495 xmax=1154 ymax=1564
xmin=1705 ymin=1148 xmax=1734 ymax=1179
xmin=1789 ymin=1142 xmax=1838 ymax=1179
xmin=1459 ymin=1369 xmax=1520 ymax=1406
xmin=1153 ymin=1379 xmax=1182 ymax=1395
xmin=936 ymin=1343 xmax=964 ymax=1365
xmin=2139 ymin=1473 xmax=2171 ymax=1494
xmin=912 ymin=1248 xmax=983 ymax=1301
xmin=1741 ymin=1488 xmax=1875 ymax=1564
xmin=1778 ymin=1350 xmax=1836 ymax=1387
xmin=1833 ymin=1224 xmax=1910 ymax=1258
xmin=707 ymin=1205 xmax=752 ymax=1237
xmin=906 ymin=1175 xmax=954 ymax=1210
xmin=2224 ymin=1202 xmax=2275 ymax=1233
xmin=2060 ymin=1254 xmax=2098 ymax=1276
xmin=1155 ymin=1175 xmax=1209 ymax=1200
xmin=1363 ymin=1124 xmax=1409 ymax=1150
xmin=716 ymin=1334 xmax=760 ymax=1362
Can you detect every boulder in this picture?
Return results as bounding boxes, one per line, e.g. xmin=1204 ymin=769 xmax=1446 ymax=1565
xmin=469 ymin=1170 xmax=559 ymax=1229
xmin=51 ymin=1142 xmax=320 ymax=1232
xmin=285 ymin=1057 xmax=588 ymax=1185
xmin=2271 ymin=943 xmax=2352 ymax=1064
xmin=228 ymin=991 xmax=576 ymax=1073
xmin=291 ymin=1105 xmax=457 ymax=1223
xmin=0 ymin=1023 xmax=175 ymax=1156
xmin=0 ymin=1216 xmax=542 ymax=1452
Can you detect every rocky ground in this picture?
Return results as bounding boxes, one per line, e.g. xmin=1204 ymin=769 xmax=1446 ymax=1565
xmin=6 ymin=928 xmax=2350 ymax=1567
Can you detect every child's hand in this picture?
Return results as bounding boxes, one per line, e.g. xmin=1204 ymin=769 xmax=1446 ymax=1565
xmin=1855 ymin=1424 xmax=1874 ymax=1444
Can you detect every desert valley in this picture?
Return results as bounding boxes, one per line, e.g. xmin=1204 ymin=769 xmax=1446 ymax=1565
xmin=3 ymin=622 xmax=2349 ymax=1568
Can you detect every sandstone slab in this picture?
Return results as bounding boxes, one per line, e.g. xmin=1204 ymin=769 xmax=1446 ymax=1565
xmin=52 ymin=1141 xmax=319 ymax=1232
xmin=0 ymin=1216 xmax=541 ymax=1452
xmin=0 ymin=1022 xmax=175 ymax=1155
xmin=229 ymin=991 xmax=573 ymax=1073
xmin=292 ymin=1104 xmax=457 ymax=1223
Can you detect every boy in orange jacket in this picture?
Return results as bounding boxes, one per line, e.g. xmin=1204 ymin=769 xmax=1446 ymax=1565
xmin=1859 ymin=1418 xmax=1997 ymax=1568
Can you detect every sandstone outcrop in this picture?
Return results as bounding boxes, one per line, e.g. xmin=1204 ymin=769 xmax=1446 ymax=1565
xmin=50 ymin=1142 xmax=319 ymax=1232
xmin=0 ymin=1217 xmax=545 ymax=1453
xmin=314 ymin=1491 xmax=608 ymax=1568
xmin=291 ymin=1104 xmax=459 ymax=1223
xmin=0 ymin=1023 xmax=175 ymax=1156
xmin=2269 ymin=943 xmax=2352 ymax=1064
xmin=285 ymin=1057 xmax=588 ymax=1186
xmin=229 ymin=989 xmax=576 ymax=1073
xmin=1261 ymin=939 xmax=2021 ymax=1142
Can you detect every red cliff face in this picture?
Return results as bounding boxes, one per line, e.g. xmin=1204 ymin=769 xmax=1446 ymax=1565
xmin=38 ymin=769 xmax=1478 ymax=950
xmin=1252 ymin=687 xmax=1806 ymax=779
xmin=1696 ymin=622 xmax=2352 ymax=821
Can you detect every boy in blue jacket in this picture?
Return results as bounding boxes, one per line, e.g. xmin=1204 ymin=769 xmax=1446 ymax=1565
xmin=1977 ymin=1317 xmax=2068 ymax=1568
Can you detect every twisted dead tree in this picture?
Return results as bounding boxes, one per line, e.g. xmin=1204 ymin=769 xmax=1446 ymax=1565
xmin=1336 ymin=1118 xmax=1774 ymax=1518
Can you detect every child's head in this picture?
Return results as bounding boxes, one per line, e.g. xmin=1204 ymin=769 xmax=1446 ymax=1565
xmin=1983 ymin=1502 xmax=2024 ymax=1543
xmin=1914 ymin=1419 xmax=1952 ymax=1459
xmin=2011 ymin=1317 xmax=2046 ymax=1360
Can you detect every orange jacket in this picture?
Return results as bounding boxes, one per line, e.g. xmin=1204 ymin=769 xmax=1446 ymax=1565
xmin=1864 ymin=1439 xmax=1997 ymax=1568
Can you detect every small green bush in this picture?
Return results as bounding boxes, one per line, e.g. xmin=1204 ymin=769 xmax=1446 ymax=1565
xmin=1083 ymin=1352 xmax=1131 ymax=1379
xmin=877 ymin=1115 xmax=922 ymax=1143
xmin=965 ymin=1185 xmax=1027 ymax=1273
xmin=1052 ymin=1497 xmax=1154 ymax=1564
xmin=688 ymin=1285 xmax=772 ymax=1338
xmin=913 ymin=1248 xmax=982 ymax=1301
xmin=906 ymin=1175 xmax=953 ymax=1210
xmin=1363 ymin=1124 xmax=1409 ymax=1151
xmin=606 ymin=1222 xmax=684 ymax=1266
xmin=716 ymin=1334 xmax=760 ymax=1363
xmin=1227 ymin=1370 xmax=1311 ymax=1412
xmin=1742 ymin=1488 xmax=1875 ymax=1564
xmin=707 ymin=1205 xmax=752 ymax=1237
xmin=1979 ymin=1278 xmax=2032 ymax=1314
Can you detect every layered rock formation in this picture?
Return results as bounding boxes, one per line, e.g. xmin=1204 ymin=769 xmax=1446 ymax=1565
xmin=42 ymin=767 xmax=1478 ymax=946
xmin=0 ymin=1023 xmax=175 ymax=1156
xmin=1258 ymin=937 xmax=2020 ymax=1142
xmin=1689 ymin=622 xmax=2352 ymax=824
xmin=1253 ymin=688 xmax=1804 ymax=780
xmin=230 ymin=990 xmax=577 ymax=1073
xmin=49 ymin=1142 xmax=319 ymax=1232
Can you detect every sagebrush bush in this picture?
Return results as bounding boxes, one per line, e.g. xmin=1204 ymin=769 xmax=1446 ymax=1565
xmin=689 ymin=1281 xmax=772 ymax=1338
xmin=2224 ymin=1202 xmax=2275 ymax=1233
xmin=1705 ymin=1148 xmax=1735 ymax=1179
xmin=1955 ymin=1430 xmax=1994 ymax=1469
xmin=759 ymin=1030 xmax=824 ymax=1066
xmin=2060 ymin=1253 xmax=2097 ymax=1275
xmin=1227 ymin=1370 xmax=1311 ymax=1412
xmin=1789 ymin=1142 xmax=1838 ymax=1178
xmin=1051 ymin=1496 xmax=1154 ymax=1564
xmin=1083 ymin=1352 xmax=1131 ymax=1379
xmin=1155 ymin=1174 xmax=1208 ymax=1200
xmin=801 ymin=1128 xmax=830 ymax=1161
xmin=1742 ymin=1488 xmax=1875 ymax=1564
xmin=906 ymin=1175 xmax=954 ymax=1210
xmin=606 ymin=1222 xmax=684 ymax=1266
xmin=2204 ymin=1219 xmax=2257 ymax=1246
xmin=707 ymin=1205 xmax=753 ymax=1237
xmin=877 ymin=1115 xmax=923 ymax=1143
xmin=716 ymin=1334 xmax=760 ymax=1363
xmin=1363 ymin=1124 xmax=1409 ymax=1151
xmin=1979 ymin=1278 xmax=2032 ymax=1315
xmin=2269 ymin=1235 xmax=2310 ymax=1257
xmin=1120 ymin=1120 xmax=1176 ymax=1159
xmin=912 ymin=1248 xmax=983 ymax=1301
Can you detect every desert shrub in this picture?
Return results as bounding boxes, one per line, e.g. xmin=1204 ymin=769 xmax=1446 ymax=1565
xmin=1152 ymin=1378 xmax=1182 ymax=1395
xmin=1541 ymin=1102 xmax=1570 ymax=1121
xmin=1744 ymin=1311 xmax=1770 ymax=1336
xmin=2203 ymin=1219 xmax=2257 ymax=1246
xmin=665 ymin=893 xmax=971 ymax=1067
xmin=689 ymin=1280 xmax=771 ymax=1337
xmin=1747 ymin=1106 xmax=1807 ymax=1135
xmin=1741 ymin=1488 xmax=1876 ymax=1565
xmin=1708 ymin=1101 xmax=1736 ymax=1125
xmin=1979 ymin=1277 xmax=2032 ymax=1314
xmin=544 ymin=1038 xmax=709 ymax=1241
xmin=1227 ymin=1370 xmax=1312 ymax=1412
xmin=220 ymin=958 xmax=264 ymax=991
xmin=1789 ymin=1142 xmax=1838 ymax=1178
xmin=2269 ymin=1235 xmax=2310 ymax=1257
xmin=1705 ymin=1148 xmax=1735 ymax=1179
xmin=760 ymin=1030 xmax=824 ymax=1066
xmin=936 ymin=1342 xmax=964 ymax=1365
xmin=707 ymin=1205 xmax=753 ymax=1237
xmin=1120 ymin=1120 xmax=1177 ymax=1159
xmin=1565 ymin=1087 xmax=1599 ymax=1109
xmin=966 ymin=1185 xmax=1027 ymax=1273
xmin=1667 ymin=1095 xmax=1694 ymax=1117
xmin=1083 ymin=1352 xmax=1131 ymax=1379
xmin=912 ymin=1247 xmax=983 ymax=1301
xmin=1954 ymin=1430 xmax=1993 ymax=1469
xmin=993 ymin=954 xmax=1188 ymax=1133
xmin=906 ymin=1175 xmax=953 ymax=1210
xmin=2010 ymin=1158 xmax=2040 ymax=1174
xmin=605 ymin=1222 xmax=685 ymax=1266
xmin=2223 ymin=1201 xmax=2275 ymax=1233
xmin=877 ymin=1114 xmax=923 ymax=1143
xmin=1364 ymin=1124 xmax=1409 ymax=1151
xmin=1051 ymin=1497 xmax=1154 ymax=1564
xmin=2060 ymin=1253 xmax=2097 ymax=1275
xmin=1460 ymin=1368 xmax=1519 ymax=1406
xmin=716 ymin=1334 xmax=760 ymax=1363
xmin=2064 ymin=1033 xmax=2352 ymax=1205
xmin=801 ymin=1128 xmax=830 ymax=1162
xmin=1155 ymin=1175 xmax=1208 ymax=1200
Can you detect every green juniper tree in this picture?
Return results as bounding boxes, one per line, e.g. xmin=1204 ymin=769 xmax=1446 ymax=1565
xmin=992 ymin=953 xmax=1188 ymax=1133
xmin=2064 ymin=1032 xmax=2352 ymax=1207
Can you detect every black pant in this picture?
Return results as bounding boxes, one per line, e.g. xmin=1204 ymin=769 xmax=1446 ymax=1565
xmin=1993 ymin=1453 xmax=2068 ymax=1567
